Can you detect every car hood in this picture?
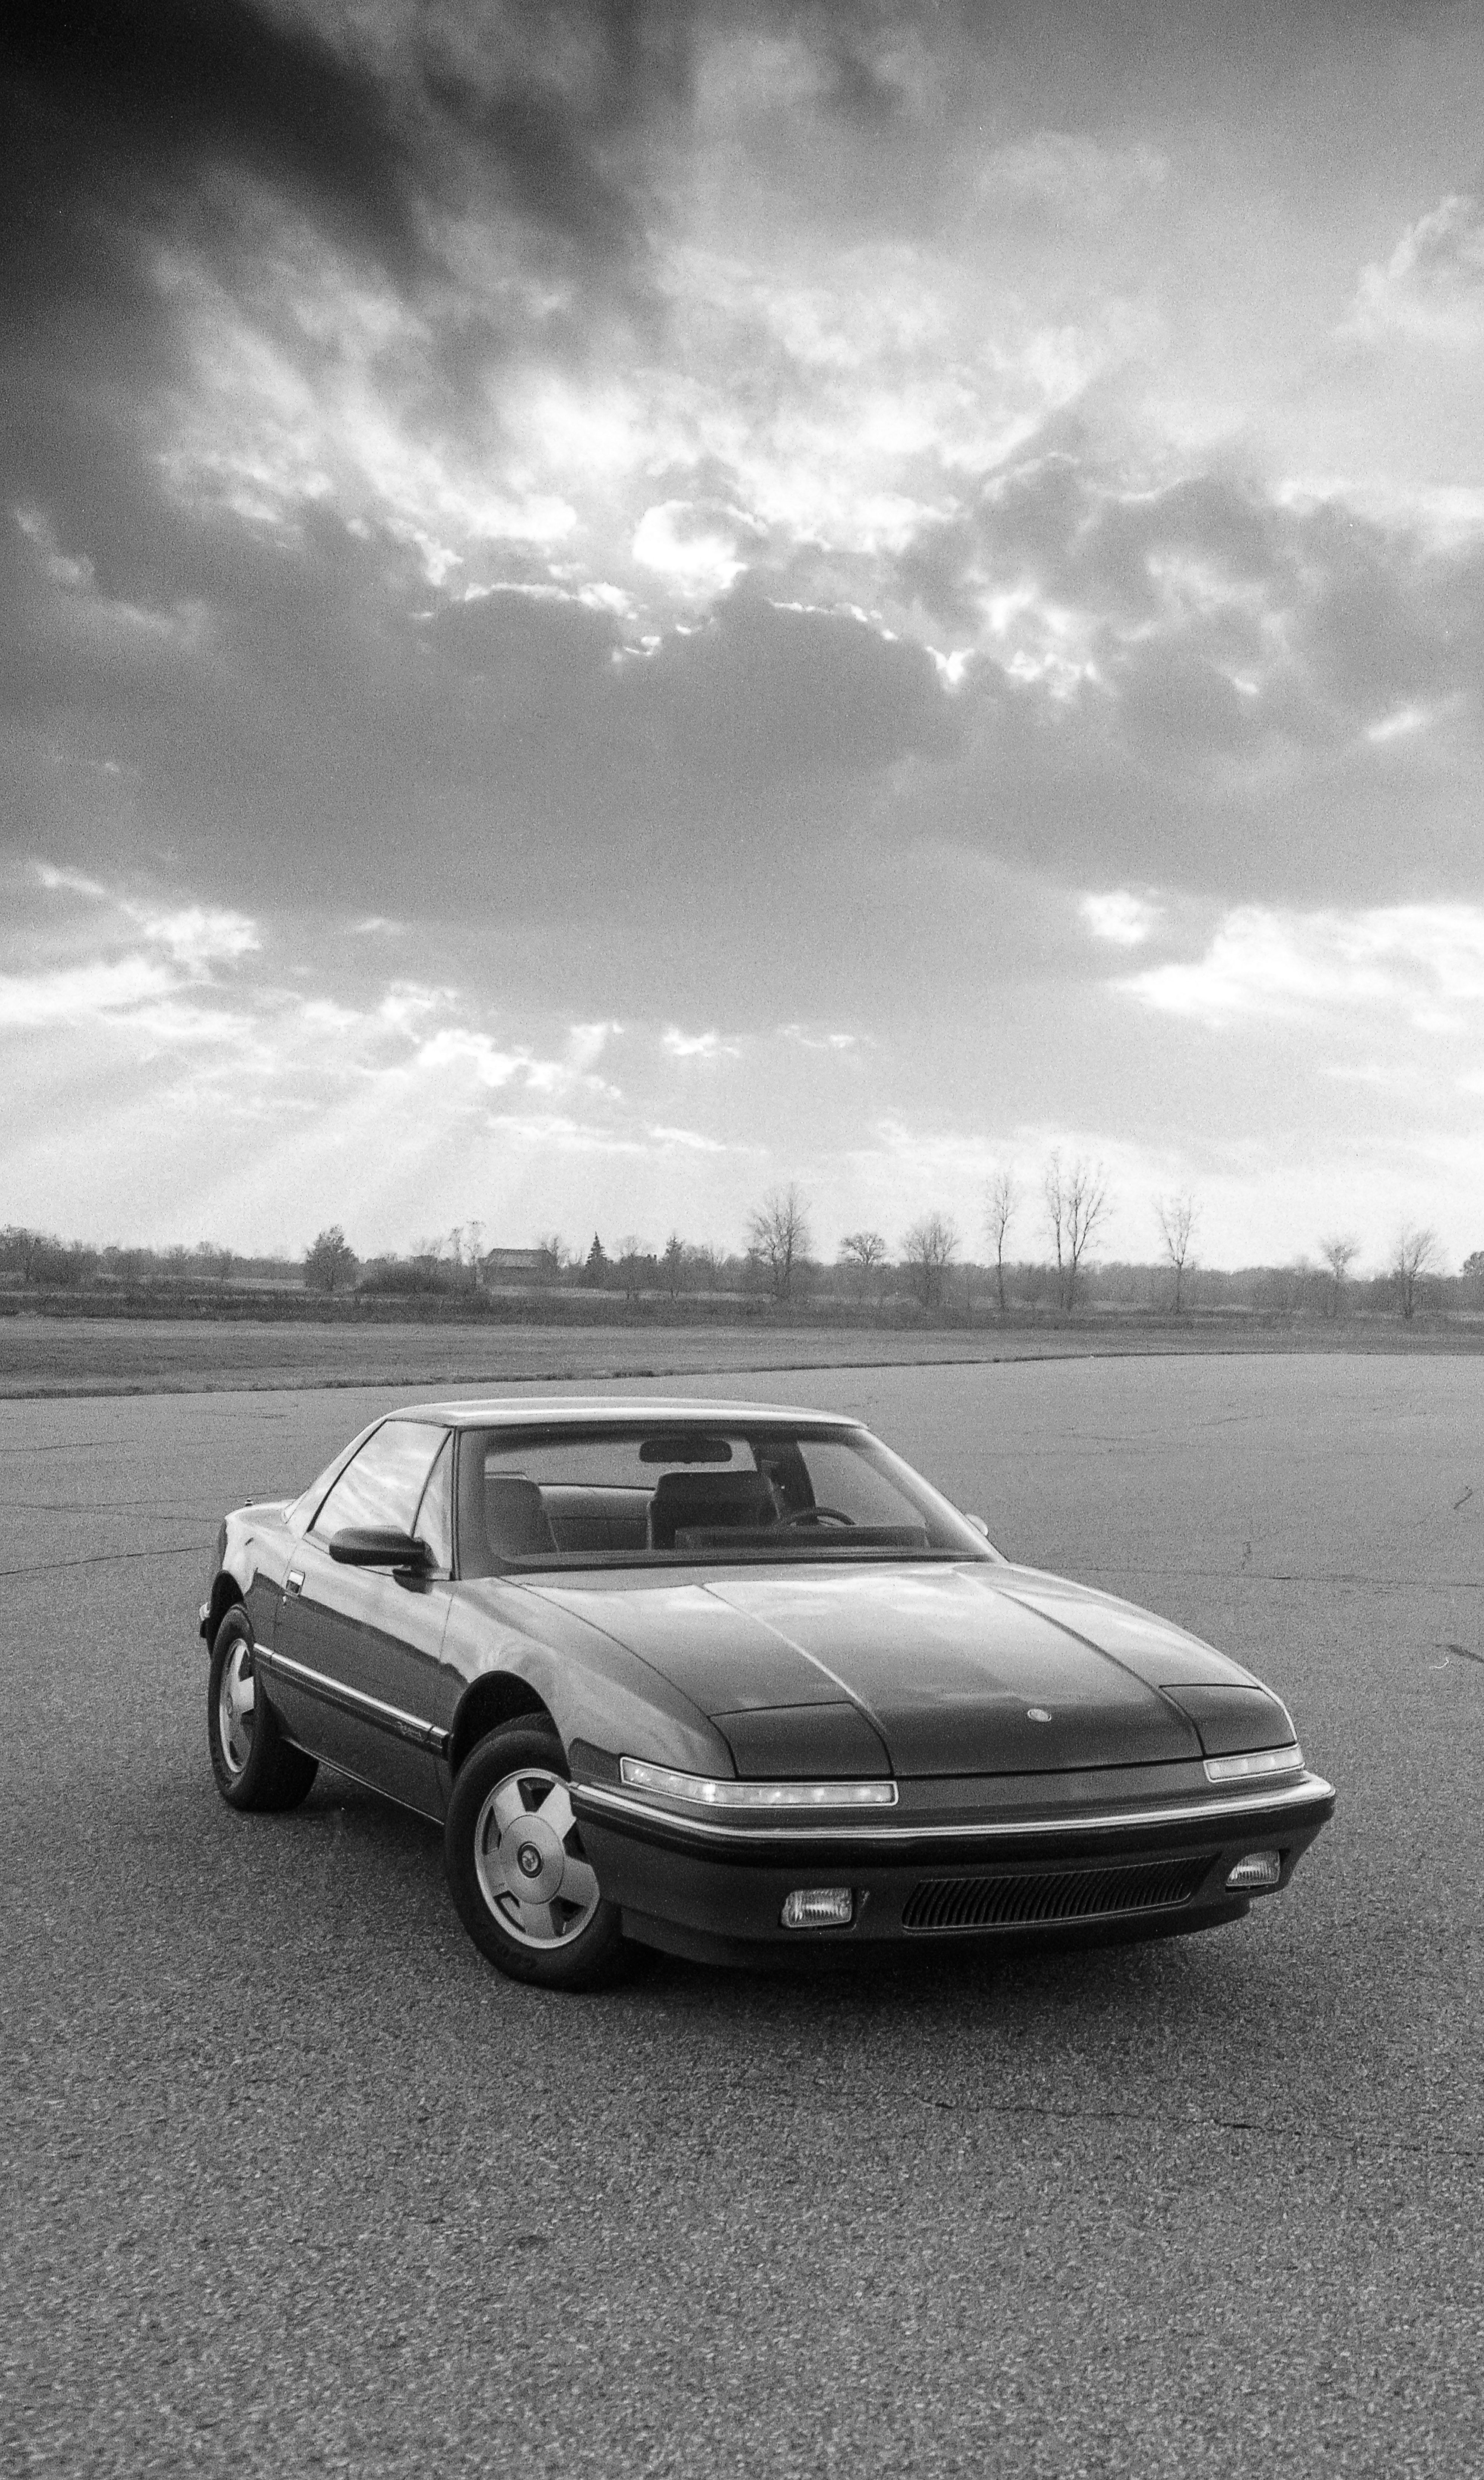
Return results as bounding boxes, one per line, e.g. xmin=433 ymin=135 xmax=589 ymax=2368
xmin=529 ymin=1561 xmax=1256 ymax=1777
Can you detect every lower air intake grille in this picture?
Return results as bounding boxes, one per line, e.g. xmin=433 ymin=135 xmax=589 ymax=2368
xmin=902 ymin=1856 xmax=1208 ymax=1933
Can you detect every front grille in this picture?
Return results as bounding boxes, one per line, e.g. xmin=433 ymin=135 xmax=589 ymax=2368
xmin=901 ymin=1856 xmax=1208 ymax=1933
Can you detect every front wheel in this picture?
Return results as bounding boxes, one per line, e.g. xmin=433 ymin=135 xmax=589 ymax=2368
xmin=207 ymin=1606 xmax=318 ymax=1811
xmin=444 ymin=1720 xmax=632 ymax=1990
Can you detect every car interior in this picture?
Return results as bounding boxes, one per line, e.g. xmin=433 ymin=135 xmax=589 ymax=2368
xmin=472 ymin=1442 xmax=938 ymax=1566
xmin=481 ymin=1465 xmax=788 ymax=1557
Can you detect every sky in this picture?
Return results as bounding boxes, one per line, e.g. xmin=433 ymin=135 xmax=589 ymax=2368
xmin=3 ymin=0 xmax=1484 ymax=1271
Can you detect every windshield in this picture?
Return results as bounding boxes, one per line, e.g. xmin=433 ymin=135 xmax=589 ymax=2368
xmin=455 ymin=1423 xmax=994 ymax=1574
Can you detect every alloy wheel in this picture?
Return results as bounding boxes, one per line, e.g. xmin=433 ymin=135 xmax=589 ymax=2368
xmin=473 ymin=1766 xmax=602 ymax=1948
xmin=218 ymin=1636 xmax=256 ymax=1777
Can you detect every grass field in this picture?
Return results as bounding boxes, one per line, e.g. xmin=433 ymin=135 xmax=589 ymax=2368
xmin=2 ymin=1308 xmax=1480 ymax=1398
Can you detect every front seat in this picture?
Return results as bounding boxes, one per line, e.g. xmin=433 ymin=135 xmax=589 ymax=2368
xmin=484 ymin=1474 xmax=557 ymax=1559
xmin=647 ymin=1470 xmax=780 ymax=1549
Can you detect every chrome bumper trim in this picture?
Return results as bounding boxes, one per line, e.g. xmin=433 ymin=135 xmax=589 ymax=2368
xmin=571 ymin=1772 xmax=1334 ymax=1847
xmin=254 ymin=1646 xmax=450 ymax=1756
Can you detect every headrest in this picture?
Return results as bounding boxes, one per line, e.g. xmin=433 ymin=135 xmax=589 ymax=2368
xmin=484 ymin=1472 xmax=556 ymax=1558
xmin=648 ymin=1469 xmax=778 ymax=1550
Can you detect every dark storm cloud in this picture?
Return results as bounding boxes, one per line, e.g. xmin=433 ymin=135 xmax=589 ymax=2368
xmin=4 ymin=0 xmax=1481 ymax=957
xmin=0 ymin=0 xmax=699 ymax=800
xmin=0 ymin=1 xmax=426 ymax=337
xmin=424 ymin=1 xmax=693 ymax=259
xmin=0 ymin=0 xmax=690 ymax=311
xmin=0 ymin=1 xmax=424 ymax=682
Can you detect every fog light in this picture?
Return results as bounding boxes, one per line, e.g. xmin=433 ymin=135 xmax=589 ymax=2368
xmin=1226 ymin=1851 xmax=1282 ymax=1890
xmin=781 ymin=1887 xmax=854 ymax=1929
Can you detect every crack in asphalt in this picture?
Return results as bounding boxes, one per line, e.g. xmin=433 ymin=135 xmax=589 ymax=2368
xmin=0 ymin=1541 xmax=212 ymax=1580
xmin=1440 ymin=1640 xmax=1484 ymax=1666
xmin=920 ymin=2092 xmax=1481 ymax=2158
xmin=0 ymin=1498 xmax=225 ymax=1514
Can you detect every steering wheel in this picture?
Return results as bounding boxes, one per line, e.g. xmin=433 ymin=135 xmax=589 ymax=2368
xmin=778 ymin=1506 xmax=856 ymax=1528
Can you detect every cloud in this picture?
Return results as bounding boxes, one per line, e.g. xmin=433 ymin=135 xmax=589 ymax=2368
xmin=632 ymin=499 xmax=762 ymax=595
xmin=1118 ymin=902 xmax=1484 ymax=1030
xmin=0 ymin=954 xmax=184 ymax=1030
xmin=1346 ymin=193 xmax=1484 ymax=344
xmin=6 ymin=1 xmax=1484 ymax=1262
xmin=662 ymin=1026 xmax=742 ymax=1061
xmin=122 ymin=902 xmax=260 ymax=965
xmin=1081 ymin=891 xmax=1160 ymax=946
xmin=36 ymin=863 xmax=108 ymax=899
xmin=976 ymin=132 xmax=1168 ymax=218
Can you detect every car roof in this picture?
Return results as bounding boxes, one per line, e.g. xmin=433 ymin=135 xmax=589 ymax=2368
xmin=391 ymin=1395 xmax=866 ymax=1431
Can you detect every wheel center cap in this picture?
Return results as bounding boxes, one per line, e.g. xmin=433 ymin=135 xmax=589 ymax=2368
xmin=517 ymin=1842 xmax=543 ymax=1878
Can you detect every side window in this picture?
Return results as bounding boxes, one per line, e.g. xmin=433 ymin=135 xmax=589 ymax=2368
xmin=310 ymin=1421 xmax=447 ymax=1544
xmin=412 ymin=1436 xmax=454 ymax=1578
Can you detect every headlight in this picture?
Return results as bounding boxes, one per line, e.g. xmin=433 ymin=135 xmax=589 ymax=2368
xmin=619 ymin=1757 xmax=897 ymax=1809
xmin=1204 ymin=1743 xmax=1303 ymax=1784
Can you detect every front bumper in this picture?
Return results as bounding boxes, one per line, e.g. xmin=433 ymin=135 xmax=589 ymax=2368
xmin=571 ymin=1771 xmax=1336 ymax=1968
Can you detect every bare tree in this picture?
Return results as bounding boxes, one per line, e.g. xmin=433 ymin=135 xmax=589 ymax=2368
xmin=192 ymin=1240 xmax=234 ymax=1284
xmin=902 ymin=1211 xmax=960 ymax=1310
xmin=838 ymin=1229 xmax=888 ymax=1300
xmin=304 ymin=1226 xmax=357 ymax=1294
xmin=0 ymin=1227 xmax=50 ymax=1284
xmin=1044 ymin=1152 xmax=1111 ymax=1310
xmin=1318 ymin=1234 xmax=1359 ymax=1319
xmin=746 ymin=1183 xmax=811 ymax=1302
xmin=1392 ymin=1225 xmax=1442 ymax=1321
xmin=615 ymin=1234 xmax=646 ymax=1302
xmin=983 ymin=1169 xmax=1017 ymax=1313
xmin=1154 ymin=1192 xmax=1199 ymax=1313
xmin=662 ymin=1233 xmax=685 ymax=1298
xmin=686 ymin=1242 xmax=722 ymax=1291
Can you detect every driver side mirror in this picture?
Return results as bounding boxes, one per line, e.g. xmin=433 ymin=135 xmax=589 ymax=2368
xmin=329 ymin=1527 xmax=433 ymax=1573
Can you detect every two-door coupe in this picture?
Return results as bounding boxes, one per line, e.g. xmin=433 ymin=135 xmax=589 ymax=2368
xmin=201 ymin=1398 xmax=1335 ymax=1989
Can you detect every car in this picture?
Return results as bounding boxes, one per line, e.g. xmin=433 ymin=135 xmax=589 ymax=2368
xmin=200 ymin=1396 xmax=1335 ymax=1989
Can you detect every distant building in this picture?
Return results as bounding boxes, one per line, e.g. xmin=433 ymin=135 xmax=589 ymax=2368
xmin=479 ymin=1246 xmax=556 ymax=1284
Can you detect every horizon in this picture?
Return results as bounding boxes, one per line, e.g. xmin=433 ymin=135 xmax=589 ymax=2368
xmin=1 ymin=1212 xmax=1464 ymax=1291
xmin=4 ymin=4 xmax=1484 ymax=1263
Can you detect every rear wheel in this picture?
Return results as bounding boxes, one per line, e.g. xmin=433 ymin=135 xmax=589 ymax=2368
xmin=207 ymin=1606 xmax=317 ymax=1812
xmin=444 ymin=1719 xmax=632 ymax=1990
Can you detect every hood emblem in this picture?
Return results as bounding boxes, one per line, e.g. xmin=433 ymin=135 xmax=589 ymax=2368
xmin=1026 ymin=1707 xmax=1053 ymax=1724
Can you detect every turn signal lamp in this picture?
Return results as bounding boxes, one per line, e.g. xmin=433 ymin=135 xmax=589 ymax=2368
xmin=781 ymin=1888 xmax=854 ymax=1928
xmin=1204 ymin=1744 xmax=1302 ymax=1785
xmin=1226 ymin=1851 xmax=1283 ymax=1890
xmin=619 ymin=1758 xmax=897 ymax=1809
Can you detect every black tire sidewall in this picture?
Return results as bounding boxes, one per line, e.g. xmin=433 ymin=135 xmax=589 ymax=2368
xmin=444 ymin=1721 xmax=629 ymax=1990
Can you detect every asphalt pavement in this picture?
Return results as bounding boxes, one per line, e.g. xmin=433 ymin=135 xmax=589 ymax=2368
xmin=1 ymin=1356 xmax=1480 ymax=2477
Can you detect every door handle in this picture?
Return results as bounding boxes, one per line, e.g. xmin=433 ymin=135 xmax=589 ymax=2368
xmin=286 ymin=1570 xmax=304 ymax=1597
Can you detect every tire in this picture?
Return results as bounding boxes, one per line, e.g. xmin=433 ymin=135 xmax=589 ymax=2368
xmin=207 ymin=1605 xmax=318 ymax=1812
xmin=444 ymin=1720 xmax=633 ymax=1991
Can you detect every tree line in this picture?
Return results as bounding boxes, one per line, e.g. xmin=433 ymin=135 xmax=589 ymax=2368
xmin=3 ymin=1170 xmax=1475 ymax=1321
